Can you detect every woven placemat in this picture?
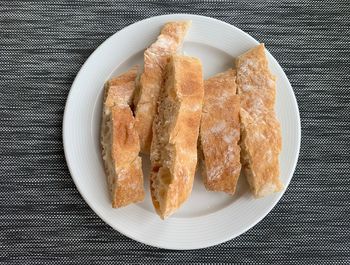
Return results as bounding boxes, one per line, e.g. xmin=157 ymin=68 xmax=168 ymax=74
xmin=1 ymin=0 xmax=349 ymax=264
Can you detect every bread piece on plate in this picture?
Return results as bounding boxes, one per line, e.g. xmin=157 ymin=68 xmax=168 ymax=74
xmin=134 ymin=21 xmax=191 ymax=153
xmin=239 ymin=108 xmax=282 ymax=197
xmin=236 ymin=43 xmax=276 ymax=110
xmin=150 ymin=55 xmax=204 ymax=219
xmin=235 ymin=44 xmax=283 ymax=197
xmin=199 ymin=69 xmax=241 ymax=195
xmin=101 ymin=66 xmax=145 ymax=208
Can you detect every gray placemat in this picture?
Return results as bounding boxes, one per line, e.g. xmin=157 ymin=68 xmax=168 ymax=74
xmin=1 ymin=0 xmax=349 ymax=264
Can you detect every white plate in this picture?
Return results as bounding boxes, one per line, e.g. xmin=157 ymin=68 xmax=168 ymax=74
xmin=63 ymin=14 xmax=301 ymax=250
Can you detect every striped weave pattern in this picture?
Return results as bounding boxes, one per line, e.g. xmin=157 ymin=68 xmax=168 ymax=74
xmin=0 ymin=1 xmax=349 ymax=264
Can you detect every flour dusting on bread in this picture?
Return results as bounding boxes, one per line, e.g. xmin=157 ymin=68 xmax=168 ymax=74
xmin=134 ymin=21 xmax=191 ymax=153
xmin=199 ymin=69 xmax=241 ymax=195
xmin=101 ymin=66 xmax=145 ymax=208
xmin=236 ymin=44 xmax=283 ymax=197
xmin=99 ymin=22 xmax=285 ymax=217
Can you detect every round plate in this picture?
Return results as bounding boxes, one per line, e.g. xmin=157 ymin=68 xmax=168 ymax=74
xmin=63 ymin=14 xmax=301 ymax=250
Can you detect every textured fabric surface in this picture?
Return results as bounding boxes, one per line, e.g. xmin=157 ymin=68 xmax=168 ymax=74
xmin=1 ymin=0 xmax=349 ymax=264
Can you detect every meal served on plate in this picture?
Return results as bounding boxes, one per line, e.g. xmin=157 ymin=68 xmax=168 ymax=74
xmin=100 ymin=66 xmax=145 ymax=208
xmin=100 ymin=21 xmax=282 ymax=217
xmin=150 ymin=55 xmax=203 ymax=219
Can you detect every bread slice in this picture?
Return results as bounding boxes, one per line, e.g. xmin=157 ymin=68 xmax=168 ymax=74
xmin=150 ymin=55 xmax=204 ymax=219
xmin=239 ymin=108 xmax=282 ymax=197
xmin=235 ymin=44 xmax=283 ymax=197
xmin=199 ymin=69 xmax=241 ymax=194
xmin=101 ymin=66 xmax=145 ymax=207
xmin=134 ymin=21 xmax=191 ymax=153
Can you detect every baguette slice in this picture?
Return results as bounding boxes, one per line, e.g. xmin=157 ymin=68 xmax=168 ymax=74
xmin=200 ymin=69 xmax=241 ymax=194
xmin=240 ymin=108 xmax=282 ymax=197
xmin=134 ymin=21 xmax=191 ymax=153
xmin=150 ymin=55 xmax=204 ymax=219
xmin=101 ymin=67 xmax=145 ymax=208
xmin=236 ymin=44 xmax=283 ymax=197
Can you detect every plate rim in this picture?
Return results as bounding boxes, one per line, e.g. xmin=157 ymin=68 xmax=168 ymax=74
xmin=63 ymin=13 xmax=301 ymax=250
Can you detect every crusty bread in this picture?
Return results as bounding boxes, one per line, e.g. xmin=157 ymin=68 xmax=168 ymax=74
xmin=235 ymin=44 xmax=283 ymax=197
xmin=239 ymin=108 xmax=282 ymax=197
xmin=150 ymin=55 xmax=204 ymax=219
xmin=101 ymin=66 xmax=145 ymax=207
xmin=134 ymin=21 xmax=191 ymax=153
xmin=200 ymin=69 xmax=241 ymax=194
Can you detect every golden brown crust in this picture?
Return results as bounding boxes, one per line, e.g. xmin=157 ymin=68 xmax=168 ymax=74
xmin=104 ymin=66 xmax=138 ymax=107
xmin=134 ymin=21 xmax=191 ymax=153
xmin=150 ymin=55 xmax=204 ymax=219
xmin=110 ymin=107 xmax=144 ymax=207
xmin=235 ymin=43 xmax=276 ymax=111
xmin=236 ymin=44 xmax=283 ymax=197
xmin=200 ymin=69 xmax=241 ymax=195
xmin=240 ymin=109 xmax=282 ymax=197
xmin=101 ymin=67 xmax=145 ymax=208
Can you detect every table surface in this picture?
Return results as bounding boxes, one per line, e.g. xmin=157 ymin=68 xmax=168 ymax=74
xmin=1 ymin=0 xmax=349 ymax=264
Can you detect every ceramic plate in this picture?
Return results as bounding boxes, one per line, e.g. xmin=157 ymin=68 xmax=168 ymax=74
xmin=63 ymin=14 xmax=301 ymax=249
